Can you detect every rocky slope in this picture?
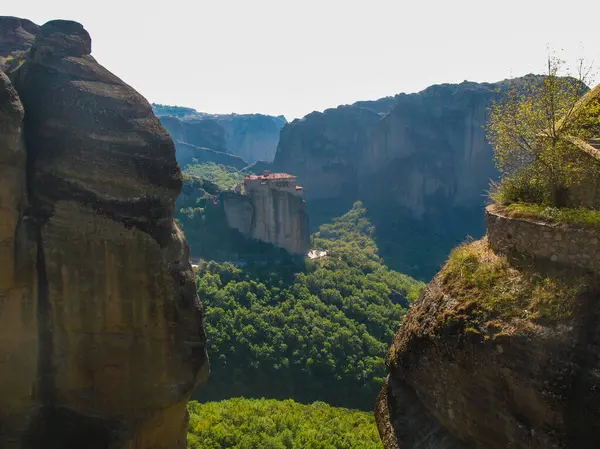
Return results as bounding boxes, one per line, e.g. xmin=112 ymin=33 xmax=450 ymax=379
xmin=274 ymin=82 xmax=510 ymax=279
xmin=154 ymin=105 xmax=287 ymax=165
xmin=376 ymin=215 xmax=600 ymax=448
xmin=0 ymin=18 xmax=208 ymax=449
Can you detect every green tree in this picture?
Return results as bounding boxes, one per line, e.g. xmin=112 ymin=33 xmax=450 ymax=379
xmin=187 ymin=398 xmax=383 ymax=449
xmin=193 ymin=202 xmax=424 ymax=410
xmin=487 ymin=53 xmax=596 ymax=206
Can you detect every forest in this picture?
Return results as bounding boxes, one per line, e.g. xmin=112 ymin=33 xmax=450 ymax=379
xmin=192 ymin=201 xmax=424 ymax=410
xmin=187 ymin=398 xmax=383 ymax=449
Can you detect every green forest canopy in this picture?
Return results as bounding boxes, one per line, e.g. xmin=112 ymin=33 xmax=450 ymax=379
xmin=193 ymin=202 xmax=424 ymax=410
xmin=187 ymin=398 xmax=383 ymax=449
xmin=185 ymin=162 xmax=245 ymax=191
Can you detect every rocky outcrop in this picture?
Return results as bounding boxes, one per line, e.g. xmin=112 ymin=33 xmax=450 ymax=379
xmin=0 ymin=67 xmax=36 ymax=449
xmin=0 ymin=16 xmax=39 ymax=71
xmin=376 ymin=223 xmax=600 ymax=448
xmin=0 ymin=18 xmax=208 ymax=449
xmin=222 ymin=187 xmax=310 ymax=255
xmin=154 ymin=105 xmax=286 ymax=164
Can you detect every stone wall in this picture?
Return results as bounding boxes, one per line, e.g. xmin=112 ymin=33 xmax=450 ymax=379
xmin=486 ymin=205 xmax=600 ymax=274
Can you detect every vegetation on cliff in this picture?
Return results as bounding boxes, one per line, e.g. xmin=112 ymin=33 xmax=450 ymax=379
xmin=193 ymin=202 xmax=424 ymax=410
xmin=498 ymin=203 xmax=600 ymax=229
xmin=187 ymin=398 xmax=383 ymax=449
xmin=488 ymin=56 xmax=600 ymax=209
xmin=440 ymin=239 xmax=588 ymax=325
xmin=176 ymin=166 xmax=285 ymax=262
xmin=185 ymin=162 xmax=244 ymax=191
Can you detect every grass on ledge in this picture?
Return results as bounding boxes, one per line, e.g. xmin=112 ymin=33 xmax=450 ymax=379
xmin=498 ymin=203 xmax=600 ymax=230
xmin=440 ymin=239 xmax=588 ymax=324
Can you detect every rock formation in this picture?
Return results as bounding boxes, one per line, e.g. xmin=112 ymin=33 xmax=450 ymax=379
xmin=215 ymin=113 xmax=287 ymax=164
xmin=0 ymin=16 xmax=39 ymax=72
xmin=275 ymin=82 xmax=504 ymax=213
xmin=273 ymin=82 xmax=515 ymax=279
xmin=0 ymin=18 xmax=208 ymax=449
xmin=160 ymin=115 xmax=229 ymax=154
xmin=154 ymin=105 xmax=287 ymax=164
xmin=375 ymin=207 xmax=600 ymax=448
xmin=175 ymin=141 xmax=248 ymax=170
xmin=222 ymin=173 xmax=310 ymax=255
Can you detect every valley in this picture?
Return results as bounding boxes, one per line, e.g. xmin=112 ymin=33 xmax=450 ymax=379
xmin=1 ymin=9 xmax=599 ymax=449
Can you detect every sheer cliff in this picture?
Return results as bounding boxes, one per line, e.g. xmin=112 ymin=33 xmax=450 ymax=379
xmin=375 ymin=207 xmax=600 ymax=449
xmin=274 ymin=82 xmax=509 ymax=279
xmin=0 ymin=18 xmax=208 ymax=449
xmin=222 ymin=186 xmax=310 ymax=255
xmin=154 ymin=105 xmax=287 ymax=165
xmin=0 ymin=16 xmax=38 ymax=72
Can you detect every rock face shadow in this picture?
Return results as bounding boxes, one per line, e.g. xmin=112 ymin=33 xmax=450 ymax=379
xmin=0 ymin=17 xmax=208 ymax=449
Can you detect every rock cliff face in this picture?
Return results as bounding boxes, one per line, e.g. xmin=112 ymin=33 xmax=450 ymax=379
xmin=175 ymin=141 xmax=248 ymax=170
xmin=275 ymin=106 xmax=382 ymax=202
xmin=274 ymin=82 xmax=509 ymax=279
xmin=160 ymin=115 xmax=228 ymax=154
xmin=275 ymin=82 xmax=500 ymax=214
xmin=376 ymin=215 xmax=600 ymax=448
xmin=0 ymin=18 xmax=208 ymax=449
xmin=154 ymin=105 xmax=287 ymax=165
xmin=222 ymin=188 xmax=310 ymax=255
xmin=0 ymin=16 xmax=39 ymax=71
xmin=215 ymin=113 xmax=287 ymax=164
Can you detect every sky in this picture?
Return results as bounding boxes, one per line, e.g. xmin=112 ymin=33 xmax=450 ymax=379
xmin=6 ymin=0 xmax=599 ymax=120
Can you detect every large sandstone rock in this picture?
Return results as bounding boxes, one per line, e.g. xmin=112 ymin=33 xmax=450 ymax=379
xmin=376 ymin=244 xmax=600 ymax=449
xmin=222 ymin=187 xmax=310 ymax=255
xmin=0 ymin=16 xmax=39 ymax=72
xmin=0 ymin=19 xmax=208 ymax=449
xmin=0 ymin=69 xmax=38 ymax=449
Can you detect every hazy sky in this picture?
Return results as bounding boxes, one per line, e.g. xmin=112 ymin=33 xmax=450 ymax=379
xmin=6 ymin=0 xmax=599 ymax=119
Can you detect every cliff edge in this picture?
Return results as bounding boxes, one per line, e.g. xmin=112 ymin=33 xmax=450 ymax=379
xmin=0 ymin=18 xmax=208 ymax=449
xmin=222 ymin=172 xmax=310 ymax=255
xmin=376 ymin=206 xmax=600 ymax=448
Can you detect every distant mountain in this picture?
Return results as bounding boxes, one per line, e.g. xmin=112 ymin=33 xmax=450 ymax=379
xmin=273 ymin=80 xmax=528 ymax=279
xmin=153 ymin=104 xmax=286 ymax=164
xmin=176 ymin=142 xmax=248 ymax=170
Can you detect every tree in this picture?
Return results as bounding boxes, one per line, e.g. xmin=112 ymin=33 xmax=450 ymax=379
xmin=487 ymin=53 xmax=597 ymax=206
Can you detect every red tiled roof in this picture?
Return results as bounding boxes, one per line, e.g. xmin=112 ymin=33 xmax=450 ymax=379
xmin=266 ymin=173 xmax=296 ymax=180
xmin=245 ymin=173 xmax=296 ymax=181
